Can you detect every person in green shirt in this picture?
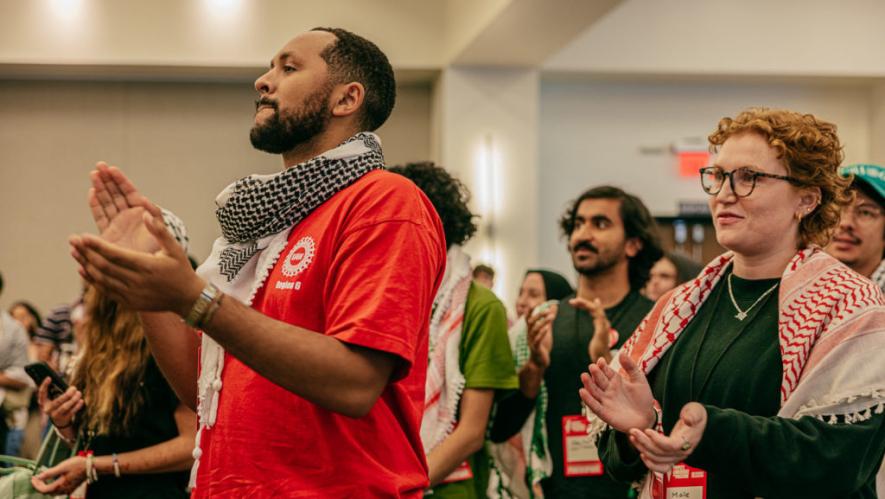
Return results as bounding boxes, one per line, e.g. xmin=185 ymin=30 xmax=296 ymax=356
xmin=582 ymin=107 xmax=885 ymax=498
xmin=389 ymin=162 xmax=519 ymax=498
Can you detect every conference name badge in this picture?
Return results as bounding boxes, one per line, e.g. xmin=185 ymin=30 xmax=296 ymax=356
xmin=662 ymin=463 xmax=706 ymax=499
xmin=561 ymin=415 xmax=603 ymax=477
xmin=440 ymin=460 xmax=473 ymax=484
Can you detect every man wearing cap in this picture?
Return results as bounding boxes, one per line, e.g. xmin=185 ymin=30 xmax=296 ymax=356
xmin=827 ymin=164 xmax=885 ymax=498
xmin=826 ymin=164 xmax=885 ymax=290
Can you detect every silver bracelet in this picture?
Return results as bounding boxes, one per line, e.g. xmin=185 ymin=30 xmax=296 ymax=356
xmin=649 ymin=403 xmax=662 ymax=429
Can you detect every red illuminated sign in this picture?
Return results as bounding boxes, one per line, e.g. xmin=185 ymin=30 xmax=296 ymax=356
xmin=677 ymin=151 xmax=710 ymax=177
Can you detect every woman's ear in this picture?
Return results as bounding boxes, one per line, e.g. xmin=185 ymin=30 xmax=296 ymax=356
xmin=799 ymin=186 xmax=822 ymax=216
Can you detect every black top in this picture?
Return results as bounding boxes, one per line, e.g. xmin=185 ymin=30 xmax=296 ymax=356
xmin=542 ymin=290 xmax=653 ymax=499
xmin=82 ymin=358 xmax=189 ymax=499
xmin=600 ymin=268 xmax=885 ymax=498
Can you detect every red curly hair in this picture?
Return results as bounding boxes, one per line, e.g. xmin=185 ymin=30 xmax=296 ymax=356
xmin=708 ymin=107 xmax=852 ymax=247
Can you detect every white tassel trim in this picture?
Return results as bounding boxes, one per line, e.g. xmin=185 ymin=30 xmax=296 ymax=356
xmin=796 ymin=390 xmax=885 ymax=426
xmin=188 ymin=231 xmax=291 ymax=491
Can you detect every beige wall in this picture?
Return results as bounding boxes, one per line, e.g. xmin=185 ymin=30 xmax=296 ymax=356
xmin=546 ymin=0 xmax=885 ymax=77
xmin=872 ymin=83 xmax=885 ymax=166
xmin=0 ymin=79 xmax=432 ymax=314
xmin=436 ymin=67 xmax=540 ymax=310
xmin=538 ymin=79 xmax=872 ymax=279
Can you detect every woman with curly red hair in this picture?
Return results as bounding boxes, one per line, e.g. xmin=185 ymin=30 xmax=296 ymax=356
xmin=581 ymin=107 xmax=885 ymax=498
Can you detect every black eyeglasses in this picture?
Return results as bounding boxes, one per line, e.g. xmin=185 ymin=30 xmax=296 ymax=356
xmin=699 ymin=166 xmax=802 ymax=198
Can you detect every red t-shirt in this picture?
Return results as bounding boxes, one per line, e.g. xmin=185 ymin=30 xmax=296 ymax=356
xmin=192 ymin=170 xmax=446 ymax=498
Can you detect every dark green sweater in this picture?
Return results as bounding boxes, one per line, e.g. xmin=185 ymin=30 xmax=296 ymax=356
xmin=600 ymin=270 xmax=885 ymax=498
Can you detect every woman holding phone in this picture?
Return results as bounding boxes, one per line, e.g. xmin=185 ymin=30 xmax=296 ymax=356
xmin=32 ymin=211 xmax=197 ymax=498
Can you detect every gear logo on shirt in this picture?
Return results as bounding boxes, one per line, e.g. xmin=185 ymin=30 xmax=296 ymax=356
xmin=281 ymin=236 xmax=316 ymax=277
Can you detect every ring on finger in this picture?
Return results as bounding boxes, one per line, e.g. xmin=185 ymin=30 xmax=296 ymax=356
xmin=680 ymin=436 xmax=691 ymax=451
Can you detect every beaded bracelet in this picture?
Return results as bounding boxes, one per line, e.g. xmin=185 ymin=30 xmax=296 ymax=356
xmin=79 ymin=450 xmax=98 ymax=484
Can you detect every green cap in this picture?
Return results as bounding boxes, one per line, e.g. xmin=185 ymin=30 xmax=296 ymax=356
xmin=839 ymin=164 xmax=885 ymax=204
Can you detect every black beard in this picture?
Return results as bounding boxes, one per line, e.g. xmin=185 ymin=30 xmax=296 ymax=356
xmin=570 ymin=243 xmax=621 ymax=278
xmin=574 ymin=254 xmax=620 ymax=278
xmin=249 ymin=86 xmax=332 ymax=155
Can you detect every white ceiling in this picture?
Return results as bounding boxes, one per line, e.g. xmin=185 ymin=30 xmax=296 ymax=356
xmin=544 ymin=0 xmax=885 ymax=78
xmin=3 ymin=0 xmax=885 ymax=81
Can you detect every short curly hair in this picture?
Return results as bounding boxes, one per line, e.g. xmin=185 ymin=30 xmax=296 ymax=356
xmin=388 ymin=162 xmax=477 ymax=249
xmin=312 ymin=27 xmax=396 ymax=132
xmin=708 ymin=107 xmax=852 ymax=248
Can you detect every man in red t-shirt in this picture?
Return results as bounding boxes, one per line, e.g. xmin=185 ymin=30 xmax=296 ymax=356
xmin=67 ymin=28 xmax=446 ymax=498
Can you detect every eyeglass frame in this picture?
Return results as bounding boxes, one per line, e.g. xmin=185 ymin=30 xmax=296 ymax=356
xmin=698 ymin=166 xmax=804 ymax=198
xmin=845 ymin=202 xmax=884 ymax=224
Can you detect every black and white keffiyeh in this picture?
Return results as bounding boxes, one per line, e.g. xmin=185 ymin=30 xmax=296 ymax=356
xmin=188 ymin=132 xmax=384 ymax=489
xmin=215 ymin=132 xmax=384 ymax=280
xmin=160 ymin=208 xmax=190 ymax=252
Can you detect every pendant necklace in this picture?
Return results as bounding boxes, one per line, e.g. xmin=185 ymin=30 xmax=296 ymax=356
xmin=727 ymin=273 xmax=779 ymax=321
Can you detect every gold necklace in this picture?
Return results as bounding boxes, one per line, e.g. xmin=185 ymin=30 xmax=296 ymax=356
xmin=727 ymin=273 xmax=779 ymax=321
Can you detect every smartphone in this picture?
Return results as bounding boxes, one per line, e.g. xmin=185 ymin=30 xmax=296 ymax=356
xmin=25 ymin=362 xmax=69 ymax=400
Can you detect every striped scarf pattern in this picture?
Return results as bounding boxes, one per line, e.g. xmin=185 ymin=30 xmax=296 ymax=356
xmin=421 ymin=246 xmax=471 ymax=454
xmin=487 ymin=318 xmax=551 ymax=498
xmin=592 ymin=248 xmax=885 ymax=497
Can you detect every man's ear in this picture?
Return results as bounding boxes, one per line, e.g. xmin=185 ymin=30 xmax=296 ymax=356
xmin=330 ymin=82 xmax=365 ymax=120
xmin=625 ymin=237 xmax=642 ymax=258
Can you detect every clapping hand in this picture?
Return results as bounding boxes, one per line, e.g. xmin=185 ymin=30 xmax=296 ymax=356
xmin=580 ymin=356 xmax=708 ymax=474
xmin=569 ymin=297 xmax=614 ymax=362
xmin=88 ymin=162 xmax=159 ymax=253
xmin=628 ymin=402 xmax=707 ymax=472
xmin=579 ymin=356 xmax=655 ymax=432
xmin=70 ymin=162 xmax=204 ymax=316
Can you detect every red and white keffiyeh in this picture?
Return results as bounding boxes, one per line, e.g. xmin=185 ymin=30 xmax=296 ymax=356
xmin=421 ymin=245 xmax=472 ymax=454
xmin=588 ymin=248 xmax=885 ymax=495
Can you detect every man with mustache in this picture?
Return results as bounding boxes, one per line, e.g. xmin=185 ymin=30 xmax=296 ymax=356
xmin=826 ymin=164 xmax=885 ymax=291
xmin=827 ymin=164 xmax=885 ymax=498
xmin=496 ymin=186 xmax=662 ymax=498
xmin=67 ymin=28 xmax=446 ymax=498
